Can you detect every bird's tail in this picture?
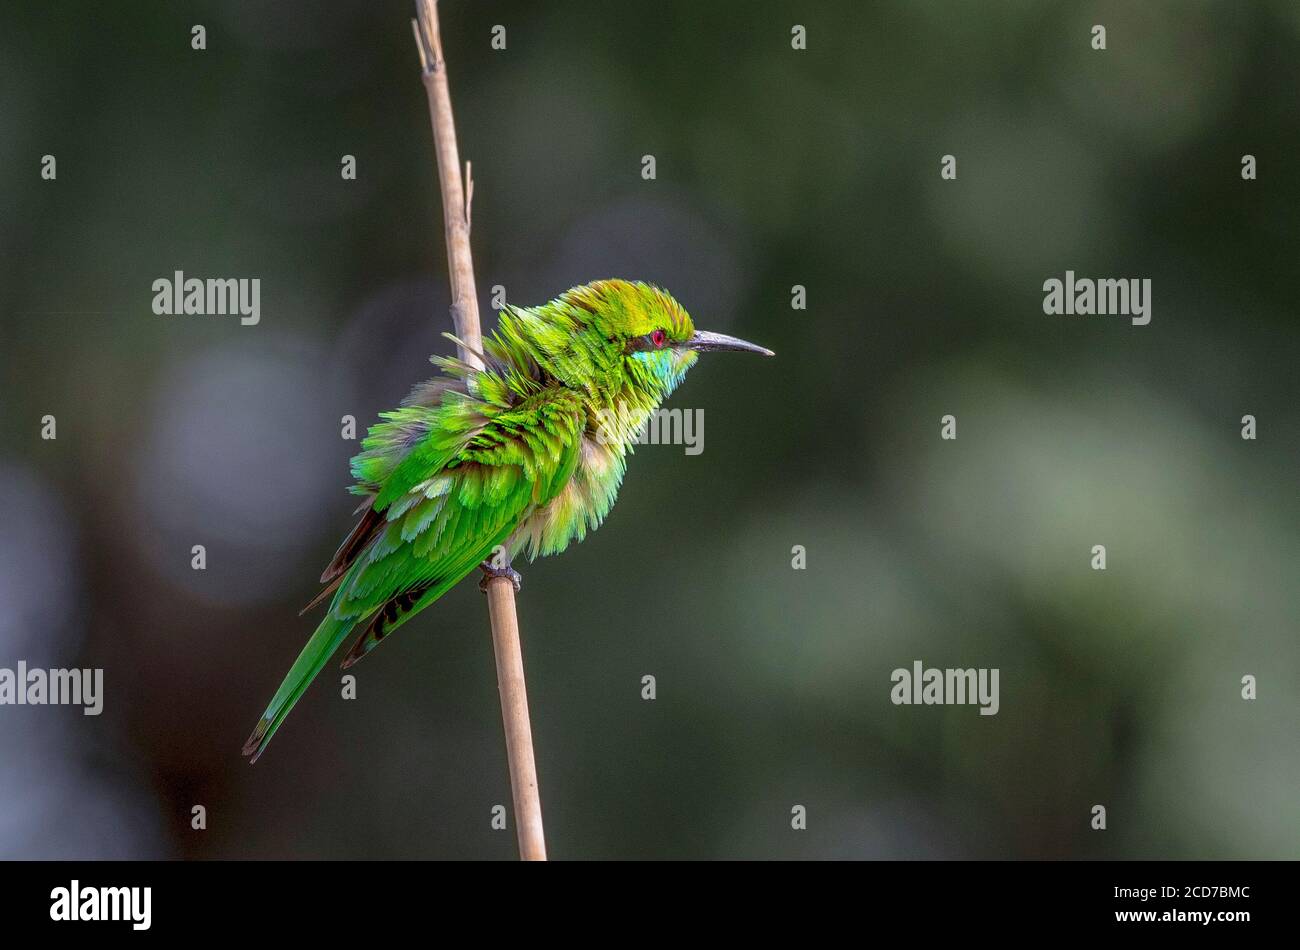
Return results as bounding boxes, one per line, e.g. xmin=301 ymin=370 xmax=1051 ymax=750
xmin=241 ymin=614 xmax=355 ymax=764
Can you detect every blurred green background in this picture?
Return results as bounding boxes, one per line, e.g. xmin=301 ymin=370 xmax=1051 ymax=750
xmin=0 ymin=0 xmax=1296 ymax=859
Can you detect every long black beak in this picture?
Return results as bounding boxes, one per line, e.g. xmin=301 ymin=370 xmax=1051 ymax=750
xmin=685 ymin=330 xmax=775 ymax=356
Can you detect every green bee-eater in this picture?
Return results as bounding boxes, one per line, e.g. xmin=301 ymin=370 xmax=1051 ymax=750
xmin=243 ymin=279 xmax=773 ymax=762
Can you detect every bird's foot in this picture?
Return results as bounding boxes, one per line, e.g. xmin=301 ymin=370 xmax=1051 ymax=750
xmin=479 ymin=561 xmax=522 ymax=594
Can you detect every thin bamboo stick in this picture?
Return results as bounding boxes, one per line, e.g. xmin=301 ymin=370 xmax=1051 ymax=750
xmin=412 ymin=0 xmax=547 ymax=862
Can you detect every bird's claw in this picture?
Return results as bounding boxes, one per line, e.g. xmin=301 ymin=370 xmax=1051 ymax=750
xmin=479 ymin=562 xmax=521 ymax=594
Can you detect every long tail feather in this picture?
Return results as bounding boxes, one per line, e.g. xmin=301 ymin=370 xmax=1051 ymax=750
xmin=242 ymin=614 xmax=355 ymax=764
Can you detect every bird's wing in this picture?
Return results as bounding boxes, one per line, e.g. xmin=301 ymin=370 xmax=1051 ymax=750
xmin=306 ymin=351 xmax=548 ymax=601
xmin=243 ymin=386 xmax=584 ymax=762
xmin=298 ymin=397 xmax=475 ymax=613
xmin=329 ymin=386 xmax=586 ymax=665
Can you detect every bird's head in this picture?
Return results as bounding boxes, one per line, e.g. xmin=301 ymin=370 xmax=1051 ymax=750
xmin=560 ymin=279 xmax=773 ymax=396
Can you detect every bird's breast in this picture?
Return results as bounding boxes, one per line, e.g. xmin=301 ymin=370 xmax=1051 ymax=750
xmin=511 ymin=434 xmax=628 ymax=561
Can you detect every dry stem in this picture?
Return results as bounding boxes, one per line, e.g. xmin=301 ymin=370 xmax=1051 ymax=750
xmin=412 ymin=0 xmax=547 ymax=861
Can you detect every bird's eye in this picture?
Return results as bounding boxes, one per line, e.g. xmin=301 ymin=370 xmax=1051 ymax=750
xmin=650 ymin=329 xmax=667 ymax=348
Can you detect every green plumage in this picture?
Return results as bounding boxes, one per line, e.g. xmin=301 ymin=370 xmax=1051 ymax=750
xmin=243 ymin=279 xmax=771 ymax=762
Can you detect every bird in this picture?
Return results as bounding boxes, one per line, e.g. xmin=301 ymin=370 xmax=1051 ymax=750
xmin=242 ymin=279 xmax=773 ymax=762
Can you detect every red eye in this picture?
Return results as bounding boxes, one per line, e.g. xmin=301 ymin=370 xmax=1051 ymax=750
xmin=650 ymin=329 xmax=667 ymax=348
